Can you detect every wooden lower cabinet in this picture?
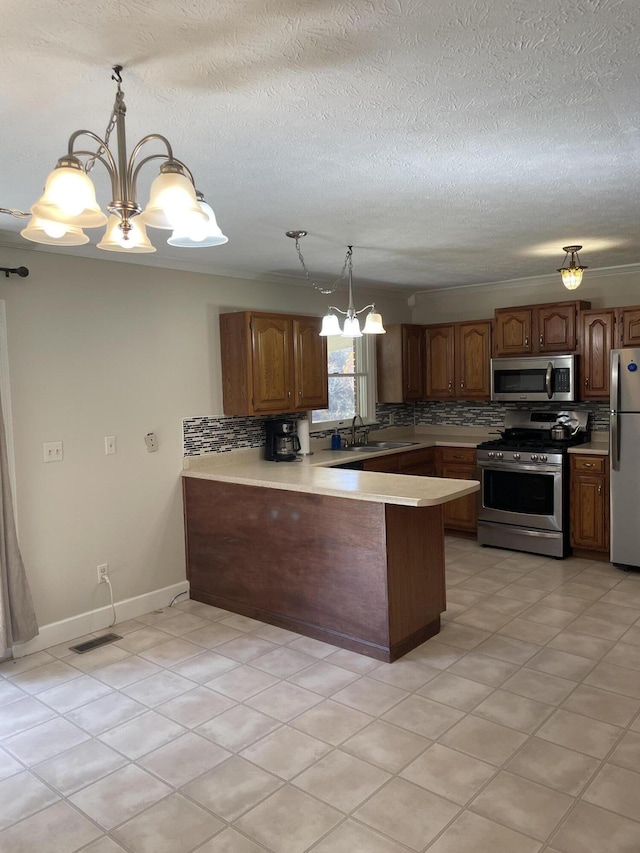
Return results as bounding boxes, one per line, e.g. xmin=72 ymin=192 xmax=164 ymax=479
xmin=436 ymin=447 xmax=478 ymax=533
xmin=570 ymin=455 xmax=609 ymax=556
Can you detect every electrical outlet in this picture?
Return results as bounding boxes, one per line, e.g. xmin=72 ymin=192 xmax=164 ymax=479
xmin=97 ymin=563 xmax=109 ymax=583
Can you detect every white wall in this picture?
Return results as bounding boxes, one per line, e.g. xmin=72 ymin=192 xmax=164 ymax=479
xmin=411 ymin=266 xmax=640 ymax=324
xmin=0 ymin=246 xmax=411 ymax=630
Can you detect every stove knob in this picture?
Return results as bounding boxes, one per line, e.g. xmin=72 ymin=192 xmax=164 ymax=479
xmin=540 ymin=454 xmax=547 ymax=462
xmin=531 ymin=454 xmax=538 ymax=461
xmin=496 ymin=452 xmax=503 ymax=459
xmin=513 ymin=453 xmax=520 ymax=460
xmin=487 ymin=451 xmax=495 ymax=458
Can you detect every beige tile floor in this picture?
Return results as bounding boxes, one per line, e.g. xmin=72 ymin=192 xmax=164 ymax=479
xmin=1 ymin=537 xmax=640 ymax=852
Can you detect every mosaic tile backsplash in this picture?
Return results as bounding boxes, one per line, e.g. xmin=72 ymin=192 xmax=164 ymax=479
xmin=183 ymin=401 xmax=610 ymax=456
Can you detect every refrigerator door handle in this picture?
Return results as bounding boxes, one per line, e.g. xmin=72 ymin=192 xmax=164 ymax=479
xmin=611 ymin=351 xmax=620 ymax=471
xmin=611 ymin=411 xmax=620 ymax=471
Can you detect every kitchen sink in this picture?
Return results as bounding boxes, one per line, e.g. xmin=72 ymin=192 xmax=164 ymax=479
xmin=340 ymin=441 xmax=420 ymax=452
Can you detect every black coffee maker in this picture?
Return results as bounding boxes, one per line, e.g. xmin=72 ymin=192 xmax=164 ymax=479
xmin=264 ymin=419 xmax=300 ymax=462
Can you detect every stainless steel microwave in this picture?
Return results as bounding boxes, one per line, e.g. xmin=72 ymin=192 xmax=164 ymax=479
xmin=491 ymin=354 xmax=577 ymax=402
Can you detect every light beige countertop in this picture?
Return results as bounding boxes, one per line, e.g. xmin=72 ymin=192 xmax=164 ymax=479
xmin=568 ymin=437 xmax=609 ymax=456
xmin=183 ymin=427 xmax=486 ymax=508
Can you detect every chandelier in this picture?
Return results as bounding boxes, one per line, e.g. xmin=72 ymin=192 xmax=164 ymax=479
xmin=557 ymin=245 xmax=587 ymax=290
xmin=16 ymin=66 xmax=227 ymax=253
xmin=286 ymin=231 xmax=385 ymax=337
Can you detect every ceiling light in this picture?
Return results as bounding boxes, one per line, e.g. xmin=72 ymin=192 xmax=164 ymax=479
xmin=558 ymin=245 xmax=587 ymax=290
xmin=167 ymin=193 xmax=228 ymax=247
xmin=21 ymin=66 xmax=225 ymax=252
xmin=21 ymin=216 xmax=89 ymax=246
xmin=286 ymin=231 xmax=385 ymax=338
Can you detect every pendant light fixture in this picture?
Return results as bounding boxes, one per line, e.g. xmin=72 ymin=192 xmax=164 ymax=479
xmin=16 ymin=66 xmax=226 ymax=252
xmin=558 ymin=245 xmax=587 ymax=290
xmin=286 ymin=231 xmax=385 ymax=338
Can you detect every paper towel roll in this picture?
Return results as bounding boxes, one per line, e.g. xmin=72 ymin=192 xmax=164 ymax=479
xmin=297 ymin=419 xmax=311 ymax=455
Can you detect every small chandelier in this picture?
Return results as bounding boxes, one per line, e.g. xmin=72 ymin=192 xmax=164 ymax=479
xmin=557 ymin=245 xmax=587 ymax=290
xmin=286 ymin=231 xmax=385 ymax=338
xmin=18 ymin=66 xmax=227 ymax=253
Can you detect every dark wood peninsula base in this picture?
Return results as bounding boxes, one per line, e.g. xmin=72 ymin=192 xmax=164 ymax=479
xmin=183 ymin=477 xmax=446 ymax=662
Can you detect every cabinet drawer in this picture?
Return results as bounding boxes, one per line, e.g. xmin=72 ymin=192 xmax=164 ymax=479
xmin=438 ymin=446 xmax=476 ymax=465
xmin=572 ymin=455 xmax=606 ymax=474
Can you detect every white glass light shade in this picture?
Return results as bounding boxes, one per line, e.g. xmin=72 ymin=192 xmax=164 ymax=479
xmin=167 ymin=200 xmax=228 ymax=247
xmin=21 ymin=216 xmax=89 ymax=246
xmin=362 ymin=311 xmax=386 ymax=334
xmin=342 ymin=316 xmax=363 ymax=338
xmin=96 ymin=215 xmax=156 ymax=253
xmin=141 ymin=171 xmax=208 ymax=230
xmin=31 ymin=166 xmax=107 ymax=228
xmin=560 ymin=267 xmax=584 ymax=290
xmin=319 ymin=313 xmax=342 ymax=336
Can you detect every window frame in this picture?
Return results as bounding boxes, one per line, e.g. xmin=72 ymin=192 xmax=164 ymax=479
xmin=309 ymin=334 xmax=377 ymax=432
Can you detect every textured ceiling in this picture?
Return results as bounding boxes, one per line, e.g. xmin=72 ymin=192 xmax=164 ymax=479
xmin=1 ymin=0 xmax=639 ymax=293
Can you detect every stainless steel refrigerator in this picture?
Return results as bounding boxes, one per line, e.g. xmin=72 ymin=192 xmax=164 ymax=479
xmin=610 ymin=348 xmax=640 ymax=568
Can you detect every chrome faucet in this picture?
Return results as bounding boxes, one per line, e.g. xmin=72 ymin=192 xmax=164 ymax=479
xmin=351 ymin=414 xmax=364 ymax=445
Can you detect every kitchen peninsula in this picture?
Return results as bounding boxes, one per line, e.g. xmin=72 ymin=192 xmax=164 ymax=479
xmin=182 ymin=441 xmax=480 ymax=662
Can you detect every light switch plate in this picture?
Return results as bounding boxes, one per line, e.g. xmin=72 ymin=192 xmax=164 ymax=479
xmin=43 ymin=441 xmax=63 ymax=462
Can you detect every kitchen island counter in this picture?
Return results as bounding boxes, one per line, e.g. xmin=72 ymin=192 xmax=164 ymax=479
xmin=183 ymin=441 xmax=480 ymax=662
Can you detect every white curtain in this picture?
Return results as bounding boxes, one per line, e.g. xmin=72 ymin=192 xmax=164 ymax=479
xmin=0 ymin=395 xmax=37 ymax=658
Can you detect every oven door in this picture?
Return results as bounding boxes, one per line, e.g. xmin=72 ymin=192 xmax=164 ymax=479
xmin=478 ymin=461 xmax=564 ymax=532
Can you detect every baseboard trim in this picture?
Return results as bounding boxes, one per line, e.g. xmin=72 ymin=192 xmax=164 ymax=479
xmin=11 ymin=580 xmax=190 ymax=658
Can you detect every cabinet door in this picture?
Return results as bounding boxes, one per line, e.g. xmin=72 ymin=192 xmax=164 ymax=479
xmin=495 ymin=309 xmax=532 ymax=355
xmin=570 ymin=471 xmax=608 ymax=551
xmin=439 ymin=462 xmax=478 ymax=531
xmin=425 ymin=326 xmax=455 ymax=398
xmin=402 ymin=325 xmax=424 ymax=400
xmin=293 ymin=317 xmax=328 ymax=411
xmin=251 ymin=315 xmax=292 ymax=413
xmin=538 ymin=304 xmax=576 ymax=353
xmin=363 ymin=455 xmax=401 ymax=473
xmin=581 ymin=311 xmax=615 ymax=400
xmin=620 ymin=307 xmax=640 ymax=347
xmin=456 ymin=321 xmax=491 ymax=399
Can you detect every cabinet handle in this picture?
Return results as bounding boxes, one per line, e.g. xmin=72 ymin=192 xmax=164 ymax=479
xmin=525 ymin=335 xmax=529 ymax=346
xmin=460 ymin=381 xmax=464 ymax=389
xmin=598 ymin=484 xmax=602 ymax=495
xmin=288 ymin=390 xmax=291 ymax=399
xmin=584 ymin=462 xmax=595 ymax=467
xmin=585 ymin=377 xmax=589 ymax=387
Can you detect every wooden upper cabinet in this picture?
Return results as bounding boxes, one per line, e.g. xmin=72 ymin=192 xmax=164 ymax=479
xmin=293 ymin=317 xmax=328 ymax=410
xmin=251 ymin=315 xmax=292 ymax=413
xmin=377 ymin=324 xmax=424 ymax=403
xmin=425 ymin=321 xmax=491 ymax=401
xmin=620 ymin=306 xmax=640 ymax=347
xmin=538 ymin=304 xmax=577 ymax=353
xmin=456 ymin=321 xmax=492 ymax=399
xmin=220 ymin=311 xmax=327 ymax=416
xmin=425 ymin=325 xmax=455 ymax=398
xmin=580 ymin=310 xmax=615 ymax=400
xmin=494 ymin=308 xmax=532 ymax=355
xmin=494 ymin=301 xmax=590 ymax=356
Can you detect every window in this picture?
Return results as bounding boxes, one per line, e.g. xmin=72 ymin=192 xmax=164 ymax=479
xmin=310 ymin=335 xmax=376 ymax=430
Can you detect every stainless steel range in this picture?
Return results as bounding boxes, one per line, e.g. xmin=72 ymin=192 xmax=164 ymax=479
xmin=477 ymin=410 xmax=589 ymax=558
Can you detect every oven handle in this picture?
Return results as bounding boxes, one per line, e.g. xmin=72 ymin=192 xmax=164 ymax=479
xmin=477 ymin=461 xmax=562 ymax=475
xmin=545 ymin=362 xmax=553 ymax=399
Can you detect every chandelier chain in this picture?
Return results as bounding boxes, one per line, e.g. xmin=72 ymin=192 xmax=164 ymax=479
xmin=84 ymin=93 xmax=121 ymax=175
xmin=0 ymin=207 xmax=30 ymax=219
xmin=293 ymin=237 xmax=351 ymax=295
